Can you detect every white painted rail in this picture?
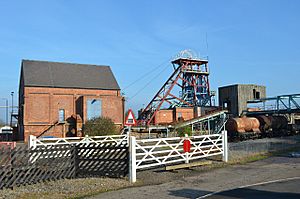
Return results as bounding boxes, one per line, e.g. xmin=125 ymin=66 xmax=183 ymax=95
xmin=129 ymin=131 xmax=228 ymax=183
xmin=28 ymin=134 xmax=128 ymax=148
xmin=28 ymin=134 xmax=129 ymax=163
xmin=28 ymin=132 xmax=228 ymax=184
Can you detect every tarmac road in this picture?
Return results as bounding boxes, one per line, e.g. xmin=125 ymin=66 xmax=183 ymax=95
xmin=88 ymin=153 xmax=300 ymax=199
xmin=201 ymin=178 xmax=300 ymax=199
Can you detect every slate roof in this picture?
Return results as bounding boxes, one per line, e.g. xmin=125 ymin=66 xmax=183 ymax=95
xmin=21 ymin=60 xmax=120 ymax=90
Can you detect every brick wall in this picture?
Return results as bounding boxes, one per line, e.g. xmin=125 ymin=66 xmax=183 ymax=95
xmin=154 ymin=109 xmax=174 ymax=124
xmin=174 ymin=107 xmax=194 ymax=122
xmin=154 ymin=107 xmax=195 ymax=125
xmin=20 ymin=86 xmax=124 ymax=141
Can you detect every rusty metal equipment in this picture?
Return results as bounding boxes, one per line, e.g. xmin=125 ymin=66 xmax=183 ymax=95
xmin=255 ymin=115 xmax=271 ymax=132
xmin=267 ymin=115 xmax=288 ymax=131
xmin=226 ymin=117 xmax=260 ymax=133
xmin=253 ymin=115 xmax=288 ymax=133
xmin=138 ymin=50 xmax=213 ymax=125
xmin=226 ymin=115 xmax=289 ymax=136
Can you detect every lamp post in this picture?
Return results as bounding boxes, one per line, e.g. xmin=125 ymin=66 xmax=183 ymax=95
xmin=11 ymin=91 xmax=14 ymax=126
xmin=1 ymin=98 xmax=8 ymax=125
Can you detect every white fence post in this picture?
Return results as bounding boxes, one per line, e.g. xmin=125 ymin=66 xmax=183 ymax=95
xmin=185 ymin=152 xmax=189 ymax=164
xmin=222 ymin=130 xmax=228 ymax=162
xmin=129 ymin=136 xmax=136 ymax=183
xmin=28 ymin=135 xmax=37 ymax=148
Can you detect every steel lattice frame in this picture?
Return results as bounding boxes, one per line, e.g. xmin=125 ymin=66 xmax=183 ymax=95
xmin=139 ymin=58 xmax=212 ymax=125
xmin=246 ymin=93 xmax=300 ymax=116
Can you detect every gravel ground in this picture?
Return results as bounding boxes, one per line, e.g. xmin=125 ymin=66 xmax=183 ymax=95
xmin=136 ymin=159 xmax=226 ymax=186
xmin=0 ymin=157 xmax=242 ymax=199
xmin=0 ymin=177 xmax=131 ymax=199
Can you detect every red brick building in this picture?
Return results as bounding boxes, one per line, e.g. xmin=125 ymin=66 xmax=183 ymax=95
xmin=18 ymin=60 xmax=124 ymax=141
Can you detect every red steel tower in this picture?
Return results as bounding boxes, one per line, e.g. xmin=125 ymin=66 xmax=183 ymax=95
xmin=138 ymin=50 xmax=212 ymax=125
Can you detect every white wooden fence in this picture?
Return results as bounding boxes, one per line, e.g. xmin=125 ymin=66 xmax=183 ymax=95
xmin=27 ymin=131 xmax=229 ymax=184
xmin=27 ymin=134 xmax=129 ymax=163
xmin=129 ymin=131 xmax=228 ymax=183
xmin=28 ymin=134 xmax=128 ymax=148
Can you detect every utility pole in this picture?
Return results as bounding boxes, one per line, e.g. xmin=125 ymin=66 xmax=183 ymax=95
xmin=11 ymin=91 xmax=14 ymax=126
xmin=1 ymin=98 xmax=8 ymax=125
xmin=5 ymin=98 xmax=8 ymax=126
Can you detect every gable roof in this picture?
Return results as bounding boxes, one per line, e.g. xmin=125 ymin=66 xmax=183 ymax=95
xmin=21 ymin=60 xmax=120 ymax=90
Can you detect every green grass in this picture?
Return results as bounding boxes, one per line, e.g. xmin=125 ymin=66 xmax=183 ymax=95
xmin=228 ymin=153 xmax=269 ymax=165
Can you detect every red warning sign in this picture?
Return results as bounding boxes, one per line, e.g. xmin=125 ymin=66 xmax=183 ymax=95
xmin=125 ymin=109 xmax=137 ymax=126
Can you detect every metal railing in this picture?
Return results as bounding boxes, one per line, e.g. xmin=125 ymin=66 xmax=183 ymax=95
xmin=175 ymin=110 xmax=227 ymax=135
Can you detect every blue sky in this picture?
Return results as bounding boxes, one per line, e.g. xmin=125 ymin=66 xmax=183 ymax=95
xmin=0 ymin=0 xmax=299 ymax=121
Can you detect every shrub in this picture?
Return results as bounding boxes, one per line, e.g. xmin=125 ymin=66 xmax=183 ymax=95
xmin=84 ymin=117 xmax=117 ymax=136
xmin=176 ymin=125 xmax=192 ymax=137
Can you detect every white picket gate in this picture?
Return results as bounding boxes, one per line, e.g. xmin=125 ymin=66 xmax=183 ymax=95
xmin=129 ymin=131 xmax=228 ymax=183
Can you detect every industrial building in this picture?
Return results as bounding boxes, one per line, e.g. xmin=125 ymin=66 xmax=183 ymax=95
xmin=18 ymin=60 xmax=124 ymax=141
xmin=218 ymin=84 xmax=266 ymax=117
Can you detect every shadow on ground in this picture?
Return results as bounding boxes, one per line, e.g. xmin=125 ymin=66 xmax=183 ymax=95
xmin=207 ymin=188 xmax=300 ymax=199
xmin=168 ymin=188 xmax=211 ymax=199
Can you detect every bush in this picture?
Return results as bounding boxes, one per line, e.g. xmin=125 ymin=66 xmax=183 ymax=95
xmin=176 ymin=125 xmax=192 ymax=137
xmin=84 ymin=117 xmax=117 ymax=136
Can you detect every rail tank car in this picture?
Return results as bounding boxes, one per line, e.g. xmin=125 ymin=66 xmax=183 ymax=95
xmin=255 ymin=115 xmax=272 ymax=132
xmin=268 ymin=115 xmax=288 ymax=130
xmin=226 ymin=115 xmax=289 ymax=140
xmin=226 ymin=117 xmax=260 ymax=133
xmin=254 ymin=115 xmax=288 ymax=133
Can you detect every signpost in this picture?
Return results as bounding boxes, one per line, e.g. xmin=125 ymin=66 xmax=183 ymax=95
xmin=126 ymin=109 xmax=137 ymax=183
xmin=125 ymin=109 xmax=137 ymax=136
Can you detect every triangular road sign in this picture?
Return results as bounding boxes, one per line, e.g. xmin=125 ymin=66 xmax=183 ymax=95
xmin=125 ymin=109 xmax=137 ymax=126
